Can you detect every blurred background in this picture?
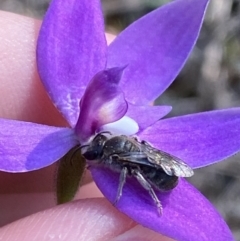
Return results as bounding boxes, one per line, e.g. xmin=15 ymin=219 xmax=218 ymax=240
xmin=0 ymin=0 xmax=240 ymax=239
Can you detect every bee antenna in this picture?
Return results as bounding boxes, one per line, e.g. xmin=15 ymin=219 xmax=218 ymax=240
xmin=68 ymin=144 xmax=89 ymax=164
xmin=80 ymin=144 xmax=89 ymax=150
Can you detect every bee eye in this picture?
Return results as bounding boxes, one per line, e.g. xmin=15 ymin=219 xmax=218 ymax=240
xmin=82 ymin=150 xmax=98 ymax=160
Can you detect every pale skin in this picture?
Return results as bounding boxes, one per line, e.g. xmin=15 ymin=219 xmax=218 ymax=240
xmin=0 ymin=10 xmax=174 ymax=241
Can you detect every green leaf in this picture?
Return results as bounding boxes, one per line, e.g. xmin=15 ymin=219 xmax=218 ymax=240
xmin=56 ymin=146 xmax=86 ymax=204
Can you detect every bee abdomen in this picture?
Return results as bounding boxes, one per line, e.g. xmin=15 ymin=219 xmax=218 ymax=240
xmin=141 ymin=166 xmax=178 ymax=191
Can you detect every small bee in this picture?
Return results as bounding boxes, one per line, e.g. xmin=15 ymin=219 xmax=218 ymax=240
xmin=82 ymin=132 xmax=194 ymax=214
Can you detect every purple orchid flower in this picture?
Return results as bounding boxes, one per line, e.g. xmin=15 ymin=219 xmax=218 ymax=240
xmin=0 ymin=0 xmax=240 ymax=240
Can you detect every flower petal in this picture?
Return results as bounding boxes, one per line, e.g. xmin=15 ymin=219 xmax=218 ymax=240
xmin=0 ymin=119 xmax=78 ymax=172
xmin=75 ymin=67 xmax=128 ymax=143
xmin=37 ymin=0 xmax=107 ymax=126
xmin=107 ymin=0 xmax=209 ymax=104
xmin=91 ymin=166 xmax=233 ymax=241
xmin=127 ymin=104 xmax=172 ymax=131
xmin=139 ymin=108 xmax=240 ymax=168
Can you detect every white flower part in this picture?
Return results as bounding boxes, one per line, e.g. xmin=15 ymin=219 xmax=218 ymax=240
xmin=100 ymin=116 xmax=139 ymax=135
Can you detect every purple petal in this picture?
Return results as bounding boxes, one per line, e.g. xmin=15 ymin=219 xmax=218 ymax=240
xmin=127 ymin=104 xmax=172 ymax=131
xmin=91 ymin=167 xmax=233 ymax=241
xmin=107 ymin=0 xmax=209 ymax=104
xmin=139 ymin=108 xmax=240 ymax=169
xmin=75 ymin=67 xmax=128 ymax=143
xmin=37 ymin=0 xmax=107 ymax=127
xmin=0 ymin=119 xmax=78 ymax=172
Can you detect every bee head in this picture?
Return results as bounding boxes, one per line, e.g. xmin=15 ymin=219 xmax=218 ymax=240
xmin=82 ymin=134 xmax=108 ymax=160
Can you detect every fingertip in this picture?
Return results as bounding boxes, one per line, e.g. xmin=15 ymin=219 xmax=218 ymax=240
xmin=111 ymin=225 xmax=175 ymax=241
xmin=0 ymin=198 xmax=135 ymax=241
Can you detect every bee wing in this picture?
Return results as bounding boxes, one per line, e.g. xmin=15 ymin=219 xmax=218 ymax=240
xmin=116 ymin=137 xmax=194 ymax=177
xmin=146 ymin=149 xmax=194 ymax=177
xmin=114 ymin=152 xmax=156 ymax=167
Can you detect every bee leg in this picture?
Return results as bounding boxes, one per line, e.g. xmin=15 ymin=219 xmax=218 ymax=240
xmin=133 ymin=170 xmax=163 ymax=216
xmin=141 ymin=140 xmax=152 ymax=147
xmin=98 ymin=131 xmax=112 ymax=136
xmin=132 ymin=135 xmax=140 ymax=142
xmin=113 ymin=166 xmax=128 ymax=206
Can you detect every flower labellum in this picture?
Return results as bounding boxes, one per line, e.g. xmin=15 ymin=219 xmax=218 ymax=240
xmin=0 ymin=0 xmax=240 ymax=240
